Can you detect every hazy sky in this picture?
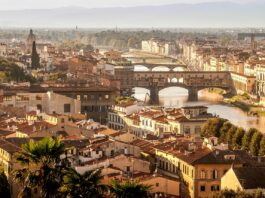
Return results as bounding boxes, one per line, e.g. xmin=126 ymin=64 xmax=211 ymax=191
xmin=0 ymin=0 xmax=257 ymax=10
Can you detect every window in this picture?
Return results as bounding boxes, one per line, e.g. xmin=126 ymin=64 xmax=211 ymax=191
xmin=156 ymin=183 xmax=159 ymax=187
xmin=211 ymin=185 xmax=220 ymax=191
xmin=84 ymin=95 xmax=88 ymax=100
xmin=36 ymin=95 xmax=42 ymax=100
xmin=212 ymin=170 xmax=218 ymax=179
xmin=64 ymin=104 xmax=71 ymax=113
xmin=201 ymin=170 xmax=207 ymax=179
xmin=77 ymin=95 xmax=81 ymax=100
xmin=3 ymin=96 xmax=12 ymax=101
xmin=200 ymin=186 xmax=206 ymax=192
xmin=105 ymin=94 xmax=109 ymax=99
xmin=61 ymin=118 xmax=65 ymax=123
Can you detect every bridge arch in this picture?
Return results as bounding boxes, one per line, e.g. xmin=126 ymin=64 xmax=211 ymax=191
xmin=133 ymin=65 xmax=150 ymax=71
xmin=151 ymin=66 xmax=171 ymax=72
xmin=173 ymin=67 xmax=185 ymax=71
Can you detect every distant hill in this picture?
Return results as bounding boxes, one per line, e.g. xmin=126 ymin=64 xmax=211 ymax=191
xmin=0 ymin=2 xmax=264 ymax=28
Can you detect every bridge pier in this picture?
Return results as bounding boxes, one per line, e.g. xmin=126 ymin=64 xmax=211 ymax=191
xmin=149 ymin=86 xmax=159 ymax=105
xmin=188 ymin=88 xmax=198 ymax=101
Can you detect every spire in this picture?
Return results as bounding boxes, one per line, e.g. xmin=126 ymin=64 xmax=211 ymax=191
xmin=31 ymin=41 xmax=40 ymax=69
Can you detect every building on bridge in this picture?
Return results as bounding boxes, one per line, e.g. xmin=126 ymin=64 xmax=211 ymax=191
xmin=114 ymin=64 xmax=237 ymax=105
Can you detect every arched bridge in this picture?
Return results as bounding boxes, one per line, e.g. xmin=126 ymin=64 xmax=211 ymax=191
xmin=132 ymin=63 xmax=187 ymax=71
xmin=117 ymin=69 xmax=236 ymax=104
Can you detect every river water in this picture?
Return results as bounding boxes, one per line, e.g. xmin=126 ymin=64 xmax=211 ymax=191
xmin=133 ymin=66 xmax=265 ymax=133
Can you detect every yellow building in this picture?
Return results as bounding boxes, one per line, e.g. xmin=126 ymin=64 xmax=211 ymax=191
xmin=155 ymin=141 xmax=254 ymax=198
xmin=221 ymin=167 xmax=265 ymax=193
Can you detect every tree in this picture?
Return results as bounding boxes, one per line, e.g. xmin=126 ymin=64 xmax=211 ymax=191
xmin=0 ymin=169 xmax=11 ymax=198
xmin=212 ymin=189 xmax=265 ymax=198
xmin=259 ymin=135 xmax=265 ymax=156
xmin=242 ymin=128 xmax=257 ymax=151
xmin=219 ymin=121 xmax=233 ymax=142
xmin=250 ymin=132 xmax=263 ymax=156
xmin=13 ymin=137 xmax=66 ymax=198
xmin=31 ymin=41 xmax=40 ymax=69
xmin=60 ymin=168 xmax=107 ymax=198
xmin=226 ymin=126 xmax=237 ymax=146
xmin=109 ymin=180 xmax=152 ymax=198
xmin=201 ymin=118 xmax=227 ymax=138
xmin=232 ymin=128 xmax=245 ymax=149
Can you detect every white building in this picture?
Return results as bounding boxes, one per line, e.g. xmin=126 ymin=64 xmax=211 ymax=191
xmin=1 ymin=91 xmax=81 ymax=115
xmin=108 ymin=102 xmax=143 ymax=130
xmin=141 ymin=38 xmax=176 ymax=56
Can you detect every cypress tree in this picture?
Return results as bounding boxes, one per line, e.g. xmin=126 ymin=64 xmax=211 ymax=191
xmin=232 ymin=127 xmax=245 ymax=149
xmin=242 ymin=128 xmax=257 ymax=151
xmin=250 ymin=132 xmax=263 ymax=156
xmin=31 ymin=41 xmax=40 ymax=69
xmin=259 ymin=135 xmax=265 ymax=156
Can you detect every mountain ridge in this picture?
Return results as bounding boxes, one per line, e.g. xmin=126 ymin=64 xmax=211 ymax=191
xmin=0 ymin=2 xmax=264 ymax=28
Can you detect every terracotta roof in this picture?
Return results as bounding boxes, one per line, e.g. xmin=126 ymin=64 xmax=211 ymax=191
xmin=17 ymin=121 xmax=55 ymax=135
xmin=156 ymin=141 xmax=255 ymax=166
xmin=232 ymin=167 xmax=265 ymax=189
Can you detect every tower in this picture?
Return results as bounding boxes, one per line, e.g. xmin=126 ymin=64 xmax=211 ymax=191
xmin=26 ymin=29 xmax=36 ymax=53
xmin=31 ymin=41 xmax=40 ymax=69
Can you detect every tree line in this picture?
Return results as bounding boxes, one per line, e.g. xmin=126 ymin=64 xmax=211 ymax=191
xmin=0 ymin=59 xmax=36 ymax=83
xmin=212 ymin=189 xmax=265 ymax=198
xmin=0 ymin=137 xmax=152 ymax=198
xmin=201 ymin=118 xmax=265 ymax=156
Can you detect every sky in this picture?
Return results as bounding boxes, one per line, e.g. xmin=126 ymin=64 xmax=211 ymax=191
xmin=0 ymin=0 xmax=257 ymax=10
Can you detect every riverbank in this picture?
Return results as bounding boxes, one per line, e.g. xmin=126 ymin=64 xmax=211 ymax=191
xmin=224 ymin=93 xmax=265 ymax=117
xmin=200 ymin=89 xmax=265 ymax=117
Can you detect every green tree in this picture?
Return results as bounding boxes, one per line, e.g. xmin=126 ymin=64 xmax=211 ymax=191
xmin=109 ymin=180 xmax=152 ymax=198
xmin=250 ymin=132 xmax=263 ymax=156
xmin=0 ymin=169 xmax=11 ymax=198
xmin=13 ymin=137 xmax=66 ymax=198
xmin=226 ymin=126 xmax=237 ymax=145
xmin=60 ymin=168 xmax=107 ymax=198
xmin=219 ymin=121 xmax=233 ymax=142
xmin=242 ymin=128 xmax=257 ymax=150
xmin=31 ymin=41 xmax=40 ymax=69
xmin=232 ymin=128 xmax=245 ymax=149
xmin=201 ymin=118 xmax=227 ymax=138
xmin=211 ymin=189 xmax=259 ymax=198
xmin=0 ymin=59 xmax=36 ymax=82
xmin=259 ymin=135 xmax=265 ymax=156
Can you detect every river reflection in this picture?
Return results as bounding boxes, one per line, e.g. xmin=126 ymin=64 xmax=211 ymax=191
xmin=133 ymin=87 xmax=265 ymax=133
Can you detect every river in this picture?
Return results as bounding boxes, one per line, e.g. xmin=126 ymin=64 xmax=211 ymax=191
xmin=133 ymin=65 xmax=265 ymax=133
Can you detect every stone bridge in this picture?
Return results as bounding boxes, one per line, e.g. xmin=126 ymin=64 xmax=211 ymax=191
xmin=132 ymin=63 xmax=187 ymax=71
xmin=116 ymin=68 xmax=236 ymax=104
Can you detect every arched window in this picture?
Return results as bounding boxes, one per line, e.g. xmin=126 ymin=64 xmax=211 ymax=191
xmin=212 ymin=169 xmax=218 ymax=179
xmin=201 ymin=170 xmax=207 ymax=179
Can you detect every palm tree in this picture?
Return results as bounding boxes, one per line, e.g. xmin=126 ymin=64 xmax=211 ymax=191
xmin=109 ymin=179 xmax=152 ymax=198
xmin=13 ymin=137 xmax=66 ymax=198
xmin=60 ymin=168 xmax=107 ymax=198
xmin=0 ymin=169 xmax=11 ymax=198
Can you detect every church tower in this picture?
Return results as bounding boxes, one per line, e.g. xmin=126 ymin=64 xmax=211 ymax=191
xmin=26 ymin=29 xmax=36 ymax=53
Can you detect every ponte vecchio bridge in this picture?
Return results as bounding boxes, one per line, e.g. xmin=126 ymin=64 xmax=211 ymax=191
xmin=115 ymin=66 xmax=236 ymax=104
